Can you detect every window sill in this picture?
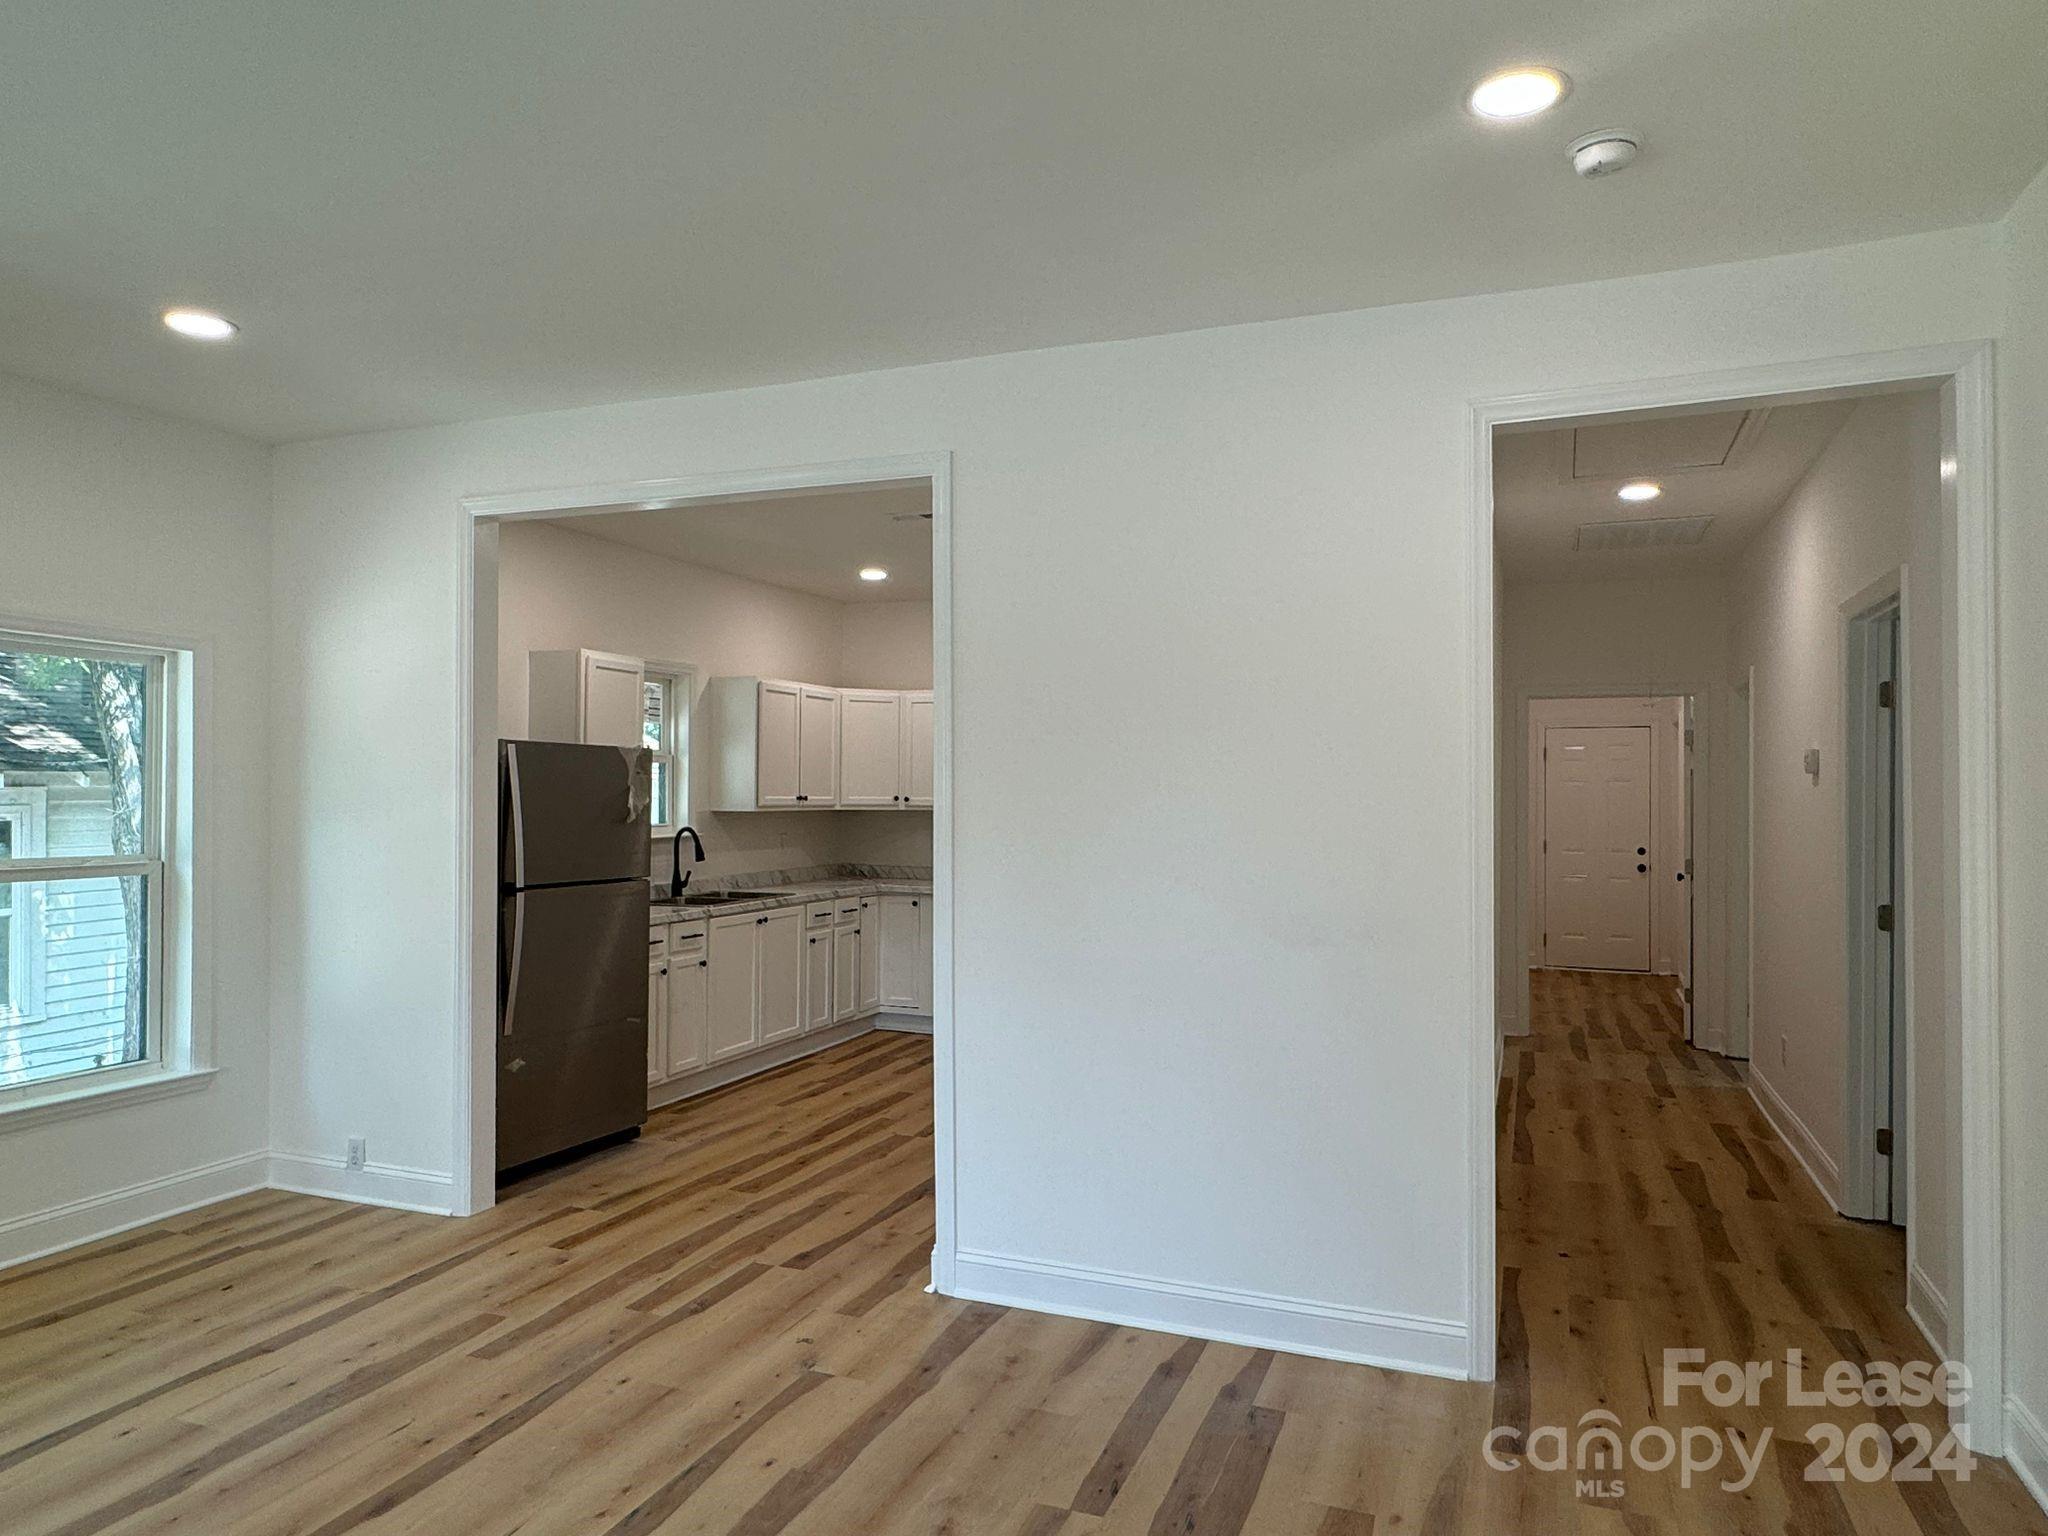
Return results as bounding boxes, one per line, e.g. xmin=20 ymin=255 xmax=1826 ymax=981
xmin=0 ymin=1065 xmax=218 ymax=1135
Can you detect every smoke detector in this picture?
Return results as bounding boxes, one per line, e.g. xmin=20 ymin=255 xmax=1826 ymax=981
xmin=1568 ymin=130 xmax=1641 ymax=178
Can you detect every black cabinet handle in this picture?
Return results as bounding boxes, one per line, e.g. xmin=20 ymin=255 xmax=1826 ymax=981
xmin=698 ymin=959 xmax=707 ymax=968
xmin=1637 ymin=863 xmax=1647 ymax=873
xmin=1676 ymin=872 xmax=1687 ymax=881
xmin=1637 ymin=846 xmax=1646 ymax=856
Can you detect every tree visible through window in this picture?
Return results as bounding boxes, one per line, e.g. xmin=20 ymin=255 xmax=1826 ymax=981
xmin=0 ymin=640 xmax=160 ymax=1089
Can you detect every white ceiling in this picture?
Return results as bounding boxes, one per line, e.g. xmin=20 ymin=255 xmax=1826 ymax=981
xmin=2 ymin=2 xmax=2044 ymax=443
xmin=543 ymin=483 xmax=933 ymax=603
xmin=1493 ymin=397 xmax=1865 ymax=579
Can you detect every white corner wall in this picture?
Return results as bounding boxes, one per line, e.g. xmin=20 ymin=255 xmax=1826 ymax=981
xmin=1994 ymin=161 xmax=2048 ymax=1498
xmin=1731 ymin=392 xmax=1941 ymax=1228
xmin=0 ymin=374 xmax=273 ymax=1264
xmin=266 ymin=219 xmax=2007 ymax=1374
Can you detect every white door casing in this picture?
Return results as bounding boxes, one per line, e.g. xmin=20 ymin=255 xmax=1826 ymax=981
xmin=1543 ymin=726 xmax=1653 ymax=971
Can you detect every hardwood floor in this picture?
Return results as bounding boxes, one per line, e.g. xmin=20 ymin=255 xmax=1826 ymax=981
xmin=2 ymin=985 xmax=2042 ymax=1534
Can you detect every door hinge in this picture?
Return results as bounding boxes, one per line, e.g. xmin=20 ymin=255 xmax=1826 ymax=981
xmin=1877 ymin=679 xmax=1896 ymax=709
xmin=1682 ymin=986 xmax=1693 ymax=1003
xmin=1684 ymin=728 xmax=1696 ymax=750
xmin=1684 ymin=857 xmax=1694 ymax=878
xmin=1875 ymin=1126 xmax=1894 ymax=1156
xmin=1876 ymin=903 xmax=1895 ymax=932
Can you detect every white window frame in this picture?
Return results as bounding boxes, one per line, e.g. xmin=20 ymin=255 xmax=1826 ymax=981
xmin=0 ymin=789 xmax=50 ymax=1023
xmin=642 ymin=661 xmax=695 ymax=837
xmin=0 ymin=623 xmax=208 ymax=1128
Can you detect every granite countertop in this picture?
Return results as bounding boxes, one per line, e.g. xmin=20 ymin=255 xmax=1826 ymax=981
xmin=648 ymin=877 xmax=932 ymax=925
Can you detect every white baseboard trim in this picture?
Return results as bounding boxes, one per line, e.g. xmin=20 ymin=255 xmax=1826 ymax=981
xmin=873 ymin=1013 xmax=932 ymax=1035
xmin=1747 ymin=1069 xmax=1842 ymax=1211
xmin=265 ymin=1152 xmax=457 ymax=1215
xmin=2007 ymin=1394 xmax=2048 ymax=1517
xmin=948 ymin=1248 xmax=1469 ymax=1379
xmin=1906 ymin=1262 xmax=1951 ymax=1358
xmin=0 ymin=1150 xmax=269 ymax=1272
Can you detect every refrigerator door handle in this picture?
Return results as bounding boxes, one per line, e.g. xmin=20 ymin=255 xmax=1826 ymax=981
xmin=502 ymin=891 xmax=526 ymax=1037
xmin=506 ymin=742 xmax=528 ymax=889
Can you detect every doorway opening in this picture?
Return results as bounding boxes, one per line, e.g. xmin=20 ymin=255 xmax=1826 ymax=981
xmin=454 ymin=453 xmax=955 ymax=1292
xmin=1471 ymin=345 xmax=2005 ymax=1457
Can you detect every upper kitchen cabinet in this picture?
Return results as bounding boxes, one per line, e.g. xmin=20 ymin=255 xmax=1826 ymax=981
xmin=837 ymin=688 xmax=934 ymax=809
xmin=528 ymin=648 xmax=646 ymax=749
xmin=706 ymin=677 xmax=841 ymax=810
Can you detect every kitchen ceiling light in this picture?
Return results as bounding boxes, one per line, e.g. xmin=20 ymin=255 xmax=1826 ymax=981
xmin=1468 ymin=66 xmax=1569 ymax=120
xmin=161 ymin=307 xmax=238 ymax=341
xmin=1617 ymin=481 xmax=1663 ymax=502
xmin=859 ymin=567 xmax=889 ymax=582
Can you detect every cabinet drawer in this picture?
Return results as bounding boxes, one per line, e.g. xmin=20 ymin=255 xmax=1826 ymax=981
xmin=669 ymin=924 xmax=707 ymax=955
xmin=833 ymin=901 xmax=861 ymax=929
xmin=804 ymin=902 xmax=835 ymax=929
xmin=648 ymin=933 xmax=668 ymax=958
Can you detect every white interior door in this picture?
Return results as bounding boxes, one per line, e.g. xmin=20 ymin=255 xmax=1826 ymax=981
xmin=1543 ymin=725 xmax=1653 ymax=971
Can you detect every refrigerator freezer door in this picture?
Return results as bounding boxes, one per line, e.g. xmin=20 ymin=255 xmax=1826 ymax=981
xmin=501 ymin=740 xmax=651 ymax=889
xmin=496 ymin=878 xmax=650 ymax=1170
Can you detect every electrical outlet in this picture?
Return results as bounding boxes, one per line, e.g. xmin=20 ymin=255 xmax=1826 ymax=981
xmin=1779 ymin=1036 xmax=1789 ymax=1069
xmin=345 ymin=1137 xmax=367 ymax=1171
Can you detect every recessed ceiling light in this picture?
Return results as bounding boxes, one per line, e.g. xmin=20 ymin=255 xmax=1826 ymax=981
xmin=859 ymin=567 xmax=889 ymax=582
xmin=1617 ymin=481 xmax=1663 ymax=502
xmin=161 ymin=307 xmax=238 ymax=341
xmin=1468 ymin=66 xmax=1570 ymax=121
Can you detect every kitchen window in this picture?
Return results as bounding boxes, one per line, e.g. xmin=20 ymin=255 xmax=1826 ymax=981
xmin=0 ymin=630 xmax=186 ymax=1112
xmin=642 ymin=665 xmax=693 ymax=835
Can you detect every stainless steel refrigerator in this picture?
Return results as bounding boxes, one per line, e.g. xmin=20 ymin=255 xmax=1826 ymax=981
xmin=497 ymin=739 xmax=652 ymax=1172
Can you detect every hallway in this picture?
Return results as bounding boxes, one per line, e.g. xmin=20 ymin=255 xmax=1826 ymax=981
xmin=1497 ymin=967 xmax=2042 ymax=1531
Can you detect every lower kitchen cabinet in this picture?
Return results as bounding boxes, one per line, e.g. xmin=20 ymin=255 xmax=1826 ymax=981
xmin=647 ymin=948 xmax=668 ymax=1086
xmin=804 ymin=920 xmax=834 ymax=1034
xmin=858 ymin=899 xmax=882 ymax=1013
xmin=651 ymin=886 xmax=933 ymax=1102
xmin=877 ymin=893 xmax=931 ymax=1013
xmin=707 ymin=913 xmax=762 ymax=1063
xmin=665 ymin=925 xmax=709 ymax=1076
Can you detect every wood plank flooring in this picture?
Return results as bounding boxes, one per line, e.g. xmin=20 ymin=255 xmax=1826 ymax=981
xmin=2 ymin=982 xmax=2042 ymax=1534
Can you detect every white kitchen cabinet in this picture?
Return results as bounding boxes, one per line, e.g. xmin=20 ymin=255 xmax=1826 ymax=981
xmin=858 ymin=898 xmax=882 ymax=1013
xmin=902 ymin=692 xmax=935 ymax=807
xmin=706 ymin=913 xmax=761 ymax=1062
xmin=528 ymin=649 xmax=648 ymax=750
xmin=756 ymin=907 xmax=805 ymax=1045
xmin=877 ymin=894 xmax=931 ymax=1013
xmin=804 ymin=920 xmax=834 ymax=1034
xmin=665 ymin=925 xmax=709 ymax=1077
xmin=706 ymin=678 xmax=841 ymax=810
xmin=647 ymin=947 xmax=669 ymax=1086
xmin=832 ymin=900 xmax=862 ymax=1022
xmin=838 ymin=690 xmax=904 ymax=807
xmin=798 ymin=687 xmax=840 ymax=806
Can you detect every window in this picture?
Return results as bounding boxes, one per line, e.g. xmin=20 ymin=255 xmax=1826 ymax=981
xmin=0 ymin=635 xmax=167 ymax=1096
xmin=642 ymin=666 xmax=692 ymax=834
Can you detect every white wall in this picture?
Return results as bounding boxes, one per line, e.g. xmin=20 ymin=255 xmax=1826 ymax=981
xmin=0 ymin=374 xmax=272 ymax=1261
xmin=841 ymin=601 xmax=934 ymax=690
xmin=1731 ymin=393 xmax=1942 ymax=1239
xmin=1498 ymin=575 xmax=1733 ymax=1038
xmin=1994 ymin=162 xmax=2048 ymax=1490
xmin=267 ymin=219 xmax=2005 ymax=1371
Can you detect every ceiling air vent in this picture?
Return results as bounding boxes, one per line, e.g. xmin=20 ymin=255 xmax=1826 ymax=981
xmin=1574 ymin=514 xmax=1715 ymax=552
